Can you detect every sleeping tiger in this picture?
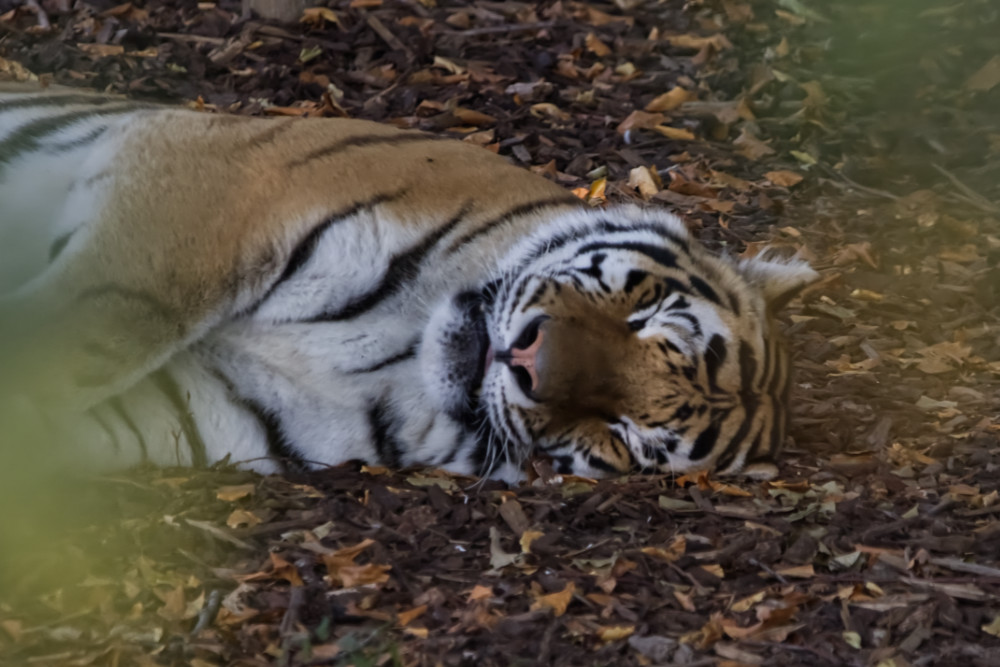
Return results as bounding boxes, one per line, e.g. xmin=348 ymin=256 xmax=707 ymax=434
xmin=0 ymin=81 xmax=816 ymax=481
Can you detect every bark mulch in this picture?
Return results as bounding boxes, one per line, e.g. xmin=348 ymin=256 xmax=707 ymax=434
xmin=1 ymin=0 xmax=999 ymax=665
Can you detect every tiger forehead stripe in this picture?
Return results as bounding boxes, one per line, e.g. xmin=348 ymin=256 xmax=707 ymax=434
xmin=286 ymin=131 xmax=444 ymax=169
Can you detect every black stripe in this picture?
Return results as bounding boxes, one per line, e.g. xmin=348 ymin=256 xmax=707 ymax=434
xmin=44 ymin=125 xmax=108 ymax=153
xmin=504 ymin=219 xmax=689 ymax=274
xmin=576 ymin=241 xmax=678 ymax=271
xmin=689 ymin=410 xmax=727 ymax=461
xmin=596 ymin=217 xmax=690 ymax=252
xmin=689 ymin=275 xmax=722 ymax=306
xmin=669 ymin=311 xmax=703 ymax=337
xmin=242 ymin=398 xmax=309 ymax=472
xmin=0 ymin=105 xmax=144 ymax=172
xmin=715 ymin=343 xmax=760 ymax=471
xmin=715 ymin=402 xmax=759 ymax=471
xmin=287 ymin=132 xmax=443 ymax=169
xmin=250 ymin=189 xmax=409 ymax=314
xmin=446 ymin=196 xmax=582 ymax=254
xmin=49 ymin=231 xmax=75 ymax=262
xmin=150 ymin=369 xmax=207 ymax=467
xmin=350 ymin=341 xmax=419 ymax=373
xmin=587 ymin=451 xmax=622 ymax=474
xmin=0 ymin=94 xmax=137 ymax=112
xmin=308 ymin=202 xmax=473 ymax=322
xmin=367 ymin=397 xmax=404 ymax=468
xmin=109 ymin=396 xmax=148 ymax=463
xmin=703 ymin=334 xmax=727 ymax=393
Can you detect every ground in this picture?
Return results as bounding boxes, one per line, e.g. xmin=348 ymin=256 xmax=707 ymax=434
xmin=1 ymin=0 xmax=999 ymax=665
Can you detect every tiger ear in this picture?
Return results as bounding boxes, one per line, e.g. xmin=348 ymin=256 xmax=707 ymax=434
xmin=738 ymin=255 xmax=818 ymax=312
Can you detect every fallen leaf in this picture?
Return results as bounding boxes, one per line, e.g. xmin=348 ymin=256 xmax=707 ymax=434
xmin=216 ymin=483 xmax=255 ymax=502
xmin=530 ymin=582 xmax=575 ymax=616
xmin=982 ymin=615 xmax=1000 ymax=637
xmin=667 ymin=33 xmax=732 ymax=51
xmin=520 ymin=530 xmax=545 ymax=553
xmin=966 ymin=55 xmax=1000 ymax=92
xmin=77 ymin=43 xmax=125 ymax=57
xmin=617 ymin=110 xmax=667 ymax=134
xmin=488 ymin=526 xmax=520 ymax=570
xmin=466 ymin=585 xmax=493 ymax=602
xmin=597 ymin=625 xmax=635 ymax=642
xmin=733 ymin=129 xmax=775 ymax=159
xmin=585 ymin=32 xmax=612 ymax=56
xmin=397 ymin=605 xmax=427 ymax=626
xmin=299 ymin=6 xmax=340 ymax=27
xmin=653 ymin=125 xmax=696 ymax=141
xmin=225 ymin=509 xmax=262 ymax=529
xmin=764 ymin=170 xmax=803 ymax=187
xmin=645 ymin=87 xmax=694 ymax=112
xmin=627 ymin=165 xmax=661 ymax=198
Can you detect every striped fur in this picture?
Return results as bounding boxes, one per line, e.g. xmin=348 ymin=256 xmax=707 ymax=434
xmin=0 ymin=82 xmax=816 ymax=480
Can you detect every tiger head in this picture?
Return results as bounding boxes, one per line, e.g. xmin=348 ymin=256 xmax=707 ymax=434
xmin=423 ymin=206 xmax=817 ymax=481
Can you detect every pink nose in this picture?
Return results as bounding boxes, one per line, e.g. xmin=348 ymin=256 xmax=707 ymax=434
xmin=507 ymin=328 xmax=544 ymax=391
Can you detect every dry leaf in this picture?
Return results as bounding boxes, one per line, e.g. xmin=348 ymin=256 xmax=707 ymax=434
xmin=764 ymin=170 xmax=803 ymax=187
xmin=653 ymin=125 xmax=696 ymax=141
xmin=597 ymin=625 xmax=635 ymax=642
xmin=520 ymin=530 xmax=545 ymax=553
xmin=733 ymin=129 xmax=775 ymax=160
xmin=617 ymin=110 xmax=666 ymax=134
xmin=467 ymin=585 xmax=493 ymax=602
xmin=299 ymin=6 xmax=340 ymax=27
xmin=530 ymin=582 xmax=575 ymax=616
xmin=77 ymin=43 xmax=125 ymax=57
xmin=585 ymin=32 xmax=612 ymax=56
xmin=216 ymin=483 xmax=255 ymax=502
xmin=966 ymin=55 xmax=1000 ymax=92
xmin=645 ymin=87 xmax=693 ymax=112
xmin=530 ymin=103 xmax=572 ymax=122
xmin=627 ymin=166 xmax=661 ymax=198
xmin=226 ymin=509 xmax=262 ymax=529
xmin=397 ymin=605 xmax=427 ymax=626
xmin=667 ymin=33 xmax=732 ymax=51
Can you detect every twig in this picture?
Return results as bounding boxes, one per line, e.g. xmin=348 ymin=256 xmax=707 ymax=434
xmin=748 ymin=558 xmax=789 ymax=584
xmin=365 ymin=15 xmax=414 ymax=59
xmin=439 ymin=21 xmax=557 ymax=37
xmin=158 ymin=32 xmax=227 ymax=45
xmin=189 ymin=589 xmax=223 ymax=637
xmin=185 ymin=518 xmax=255 ymax=549
xmin=279 ymin=586 xmax=306 ymax=636
xmin=819 ymin=163 xmax=899 ymax=201
xmin=932 ymin=162 xmax=1000 ymax=213
xmin=928 ymin=556 xmax=1000 ymax=579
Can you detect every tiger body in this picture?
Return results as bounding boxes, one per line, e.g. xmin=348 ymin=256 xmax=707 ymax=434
xmin=0 ymin=82 xmax=816 ymax=480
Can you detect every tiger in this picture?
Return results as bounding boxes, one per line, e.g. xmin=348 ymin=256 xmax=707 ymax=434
xmin=0 ymin=80 xmax=817 ymax=482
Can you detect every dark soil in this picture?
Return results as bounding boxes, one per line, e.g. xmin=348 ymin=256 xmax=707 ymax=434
xmin=1 ymin=0 xmax=999 ymax=665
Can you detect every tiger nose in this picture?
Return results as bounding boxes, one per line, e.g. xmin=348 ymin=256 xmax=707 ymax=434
xmin=507 ymin=327 xmax=545 ymax=391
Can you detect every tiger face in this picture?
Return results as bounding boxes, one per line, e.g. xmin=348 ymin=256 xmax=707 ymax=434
xmin=423 ymin=206 xmax=816 ymax=480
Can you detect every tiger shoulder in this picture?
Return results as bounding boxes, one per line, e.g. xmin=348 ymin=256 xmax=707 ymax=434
xmin=0 ymin=81 xmax=817 ymax=482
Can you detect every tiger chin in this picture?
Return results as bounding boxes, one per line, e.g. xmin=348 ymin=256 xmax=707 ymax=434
xmin=0 ymin=81 xmax=816 ymax=483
